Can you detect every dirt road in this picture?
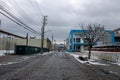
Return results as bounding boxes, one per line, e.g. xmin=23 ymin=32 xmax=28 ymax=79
xmin=0 ymin=52 xmax=119 ymax=80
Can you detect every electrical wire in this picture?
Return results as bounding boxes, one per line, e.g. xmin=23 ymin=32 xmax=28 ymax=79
xmin=0 ymin=0 xmax=46 ymax=37
xmin=28 ymin=0 xmax=43 ymax=28
xmin=8 ymin=0 xmax=35 ymax=25
xmin=9 ymin=0 xmax=41 ymax=27
xmin=0 ymin=5 xmax=40 ymax=35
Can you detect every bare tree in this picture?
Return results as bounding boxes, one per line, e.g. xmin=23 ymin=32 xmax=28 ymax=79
xmin=81 ymin=24 xmax=106 ymax=59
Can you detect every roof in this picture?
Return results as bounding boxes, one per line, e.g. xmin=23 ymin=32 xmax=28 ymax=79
xmin=69 ymin=29 xmax=113 ymax=35
xmin=70 ymin=30 xmax=85 ymax=34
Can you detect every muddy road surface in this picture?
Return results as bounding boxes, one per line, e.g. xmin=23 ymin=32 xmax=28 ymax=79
xmin=0 ymin=52 xmax=119 ymax=80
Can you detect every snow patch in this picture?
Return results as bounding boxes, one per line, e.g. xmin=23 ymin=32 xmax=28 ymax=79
xmin=42 ymin=52 xmax=49 ymax=55
xmin=111 ymin=62 xmax=120 ymax=66
xmin=88 ymin=61 xmax=109 ymax=66
xmin=0 ymin=53 xmax=5 ymax=56
xmin=0 ymin=50 xmax=14 ymax=56
xmin=70 ymin=54 xmax=87 ymax=63
xmin=49 ymin=51 xmax=54 ymax=53
xmin=118 ymin=63 xmax=120 ymax=66
xmin=109 ymin=71 xmax=118 ymax=74
xmin=0 ymin=61 xmax=23 ymax=66
xmin=23 ymin=56 xmax=31 ymax=60
xmin=70 ymin=53 xmax=109 ymax=66
xmin=0 ymin=50 xmax=5 ymax=56
xmin=75 ymin=56 xmax=88 ymax=63
xmin=42 ymin=51 xmax=53 ymax=55
xmin=0 ymin=56 xmax=31 ymax=66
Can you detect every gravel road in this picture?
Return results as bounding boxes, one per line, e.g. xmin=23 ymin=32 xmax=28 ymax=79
xmin=0 ymin=52 xmax=119 ymax=80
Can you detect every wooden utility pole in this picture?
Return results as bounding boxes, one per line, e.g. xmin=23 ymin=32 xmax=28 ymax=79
xmin=64 ymin=40 xmax=66 ymax=50
xmin=51 ymin=34 xmax=53 ymax=50
xmin=0 ymin=20 xmax=1 ymax=29
xmin=41 ymin=16 xmax=47 ymax=54
xmin=26 ymin=33 xmax=28 ymax=46
xmin=0 ymin=20 xmax=1 ymax=38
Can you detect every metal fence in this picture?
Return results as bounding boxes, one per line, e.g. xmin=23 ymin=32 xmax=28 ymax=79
xmin=15 ymin=45 xmax=49 ymax=55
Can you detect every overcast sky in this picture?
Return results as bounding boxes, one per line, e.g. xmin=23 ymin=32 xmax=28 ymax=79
xmin=0 ymin=0 xmax=120 ymax=42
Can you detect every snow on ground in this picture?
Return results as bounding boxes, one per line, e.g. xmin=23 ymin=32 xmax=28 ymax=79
xmin=0 ymin=54 xmax=39 ymax=66
xmin=0 ymin=62 xmax=20 ymax=66
xmin=42 ymin=51 xmax=54 ymax=55
xmin=72 ymin=54 xmax=88 ymax=64
xmin=0 ymin=53 xmax=5 ymax=56
xmin=118 ymin=63 xmax=120 ymax=66
xmin=0 ymin=57 xmax=29 ymax=66
xmin=42 ymin=52 xmax=49 ymax=55
xmin=0 ymin=51 xmax=53 ymax=66
xmin=0 ymin=50 xmax=5 ymax=56
xmin=88 ymin=61 xmax=109 ymax=66
xmin=111 ymin=62 xmax=120 ymax=66
xmin=109 ymin=71 xmax=119 ymax=75
xmin=0 ymin=50 xmax=14 ymax=56
xmin=69 ymin=53 xmax=109 ymax=66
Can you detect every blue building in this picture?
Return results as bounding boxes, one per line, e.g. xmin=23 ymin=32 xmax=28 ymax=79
xmin=66 ymin=30 xmax=88 ymax=52
xmin=66 ymin=30 xmax=115 ymax=52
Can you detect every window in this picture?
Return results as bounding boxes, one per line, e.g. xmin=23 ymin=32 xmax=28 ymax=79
xmin=74 ymin=33 xmax=81 ymax=37
xmin=76 ymin=38 xmax=80 ymax=42
xmin=78 ymin=45 xmax=80 ymax=49
xmin=83 ymin=38 xmax=88 ymax=43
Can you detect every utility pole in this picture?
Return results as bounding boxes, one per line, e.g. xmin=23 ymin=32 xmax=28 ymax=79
xmin=54 ymin=40 xmax=56 ymax=51
xmin=0 ymin=20 xmax=1 ymax=29
xmin=51 ymin=34 xmax=53 ymax=51
xmin=0 ymin=20 xmax=1 ymax=38
xmin=26 ymin=33 xmax=28 ymax=46
xmin=41 ymin=16 xmax=47 ymax=54
xmin=64 ymin=40 xmax=66 ymax=50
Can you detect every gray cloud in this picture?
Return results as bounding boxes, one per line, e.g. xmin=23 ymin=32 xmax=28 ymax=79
xmin=74 ymin=0 xmax=120 ymax=29
xmin=0 ymin=0 xmax=120 ymax=42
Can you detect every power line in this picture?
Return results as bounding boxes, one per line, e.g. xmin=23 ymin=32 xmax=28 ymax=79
xmin=32 ymin=0 xmax=44 ymax=16
xmin=0 ymin=5 xmax=40 ymax=35
xmin=9 ymin=0 xmax=43 ymax=32
xmin=0 ymin=11 xmax=40 ymax=35
xmin=29 ymin=0 xmax=41 ymax=17
xmin=29 ymin=0 xmax=43 ymax=26
xmin=10 ymin=0 xmax=36 ymax=25
xmin=0 ymin=11 xmax=23 ymax=27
